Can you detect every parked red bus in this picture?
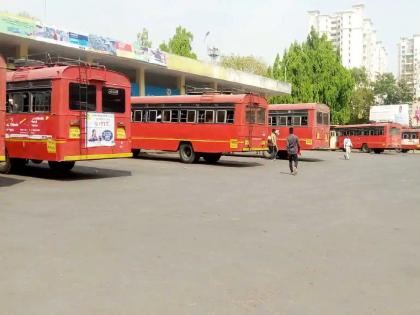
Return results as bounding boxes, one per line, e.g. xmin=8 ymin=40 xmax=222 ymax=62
xmin=401 ymin=128 xmax=420 ymax=152
xmin=268 ymin=103 xmax=330 ymax=157
xmin=330 ymin=123 xmax=402 ymax=153
xmin=0 ymin=56 xmax=5 ymax=162
xmin=131 ymin=94 xmax=269 ymax=163
xmin=1 ymin=59 xmax=132 ymax=173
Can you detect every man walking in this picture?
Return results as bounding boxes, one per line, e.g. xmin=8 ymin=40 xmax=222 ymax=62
xmin=343 ymin=135 xmax=353 ymax=160
xmin=286 ymin=127 xmax=300 ymax=175
xmin=268 ymin=129 xmax=278 ymax=160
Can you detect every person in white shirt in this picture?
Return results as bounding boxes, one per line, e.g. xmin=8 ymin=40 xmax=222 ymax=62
xmin=343 ymin=135 xmax=353 ymax=160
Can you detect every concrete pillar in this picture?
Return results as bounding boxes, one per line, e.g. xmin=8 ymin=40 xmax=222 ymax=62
xmin=177 ymin=74 xmax=186 ymax=95
xmin=16 ymin=42 xmax=29 ymax=58
xmin=136 ymin=67 xmax=145 ymax=96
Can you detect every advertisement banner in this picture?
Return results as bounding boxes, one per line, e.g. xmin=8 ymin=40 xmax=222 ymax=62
xmin=133 ymin=43 xmax=166 ymax=66
xmin=369 ymin=104 xmax=410 ymax=126
xmin=116 ymin=41 xmax=134 ymax=58
xmin=88 ymin=34 xmax=117 ymax=55
xmin=0 ymin=13 xmax=36 ymax=38
xmin=86 ymin=113 xmax=115 ymax=148
xmin=411 ymin=102 xmax=420 ymax=127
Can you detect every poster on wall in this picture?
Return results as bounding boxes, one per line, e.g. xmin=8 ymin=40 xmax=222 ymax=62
xmin=116 ymin=41 xmax=134 ymax=58
xmin=369 ymin=104 xmax=410 ymax=126
xmin=133 ymin=43 xmax=166 ymax=66
xmin=411 ymin=102 xmax=420 ymax=127
xmin=86 ymin=113 xmax=115 ymax=148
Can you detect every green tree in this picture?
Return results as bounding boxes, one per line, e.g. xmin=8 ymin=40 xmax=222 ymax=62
xmin=137 ymin=28 xmax=152 ymax=48
xmin=269 ymin=29 xmax=355 ymax=124
xmin=160 ymin=26 xmax=197 ymax=59
xmin=373 ymin=73 xmax=414 ymax=104
xmin=220 ymin=55 xmax=268 ymax=76
xmin=349 ymin=67 xmax=374 ymax=123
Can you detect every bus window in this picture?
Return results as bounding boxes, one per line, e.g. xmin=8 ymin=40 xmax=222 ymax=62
xmin=226 ymin=110 xmax=234 ymax=124
xmin=8 ymin=92 xmax=30 ymax=113
xmin=257 ymin=108 xmax=266 ymax=124
xmin=32 ymin=90 xmax=51 ymax=112
xmin=103 ymin=87 xmax=125 ymax=113
xmin=149 ymin=110 xmax=157 ymax=122
xmin=246 ymin=107 xmax=256 ymax=124
xmin=412 ymin=133 xmax=418 ymax=139
xmin=198 ymin=110 xmax=206 ymax=123
xmin=171 ymin=110 xmax=179 ymax=122
xmin=403 ymin=133 xmax=408 ymax=139
xmin=205 ymin=110 xmax=214 ymax=123
xmin=180 ymin=110 xmax=187 ymax=122
xmin=317 ymin=112 xmax=323 ymax=124
xmin=323 ymin=113 xmax=329 ymax=125
xmin=187 ymin=110 xmax=196 ymax=123
xmin=133 ymin=110 xmax=142 ymax=122
xmin=69 ymin=83 xmax=96 ymax=111
xmin=301 ymin=116 xmax=308 ymax=126
xmin=390 ymin=127 xmax=400 ymax=136
xmin=162 ymin=110 xmax=171 ymax=122
xmin=277 ymin=116 xmax=286 ymax=126
xmin=292 ymin=116 xmax=301 ymax=126
xmin=217 ymin=110 xmax=226 ymax=123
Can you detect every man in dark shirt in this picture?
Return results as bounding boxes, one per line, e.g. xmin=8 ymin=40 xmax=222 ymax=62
xmin=286 ymin=127 xmax=300 ymax=175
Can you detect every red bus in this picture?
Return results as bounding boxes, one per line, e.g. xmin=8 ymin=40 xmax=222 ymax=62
xmin=0 ymin=56 xmax=5 ymax=163
xmin=268 ymin=103 xmax=330 ymax=157
xmin=131 ymin=94 xmax=269 ymax=163
xmin=1 ymin=60 xmax=132 ymax=173
xmin=401 ymin=128 xmax=420 ymax=152
xmin=330 ymin=123 xmax=402 ymax=153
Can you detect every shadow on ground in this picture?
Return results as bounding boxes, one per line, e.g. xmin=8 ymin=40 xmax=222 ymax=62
xmin=134 ymin=153 xmax=263 ymax=168
xmin=6 ymin=163 xmax=132 ymax=181
xmin=0 ymin=176 xmax=25 ymax=187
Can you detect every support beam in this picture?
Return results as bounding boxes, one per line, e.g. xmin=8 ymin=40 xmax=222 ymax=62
xmin=211 ymin=81 xmax=218 ymax=91
xmin=16 ymin=42 xmax=29 ymax=58
xmin=177 ymin=74 xmax=186 ymax=95
xmin=136 ymin=67 xmax=145 ymax=96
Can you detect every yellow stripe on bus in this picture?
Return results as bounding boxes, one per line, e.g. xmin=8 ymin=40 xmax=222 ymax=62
xmin=132 ymin=136 xmax=232 ymax=144
xmin=63 ymin=153 xmax=133 ymax=161
xmin=5 ymin=138 xmax=66 ymax=144
xmin=0 ymin=155 xmax=5 ymax=162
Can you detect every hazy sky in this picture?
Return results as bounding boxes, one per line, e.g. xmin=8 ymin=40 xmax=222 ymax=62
xmin=1 ymin=0 xmax=419 ymax=74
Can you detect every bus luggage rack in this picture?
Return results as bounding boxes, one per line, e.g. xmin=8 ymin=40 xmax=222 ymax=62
xmin=186 ymin=85 xmax=252 ymax=95
xmin=8 ymin=53 xmax=106 ymax=70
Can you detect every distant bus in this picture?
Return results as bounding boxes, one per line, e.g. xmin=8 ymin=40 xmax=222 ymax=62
xmin=268 ymin=103 xmax=330 ymax=157
xmin=1 ymin=60 xmax=132 ymax=173
xmin=330 ymin=123 xmax=402 ymax=153
xmin=131 ymin=94 xmax=269 ymax=163
xmin=401 ymin=128 xmax=420 ymax=153
xmin=0 ymin=55 xmax=5 ymax=162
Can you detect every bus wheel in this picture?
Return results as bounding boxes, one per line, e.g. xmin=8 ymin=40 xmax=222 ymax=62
xmin=361 ymin=144 xmax=370 ymax=153
xmin=132 ymin=149 xmax=141 ymax=158
xmin=179 ymin=143 xmax=197 ymax=163
xmin=373 ymin=149 xmax=384 ymax=154
xmin=48 ymin=161 xmax=75 ymax=172
xmin=0 ymin=153 xmax=12 ymax=174
xmin=401 ymin=149 xmax=409 ymax=153
xmin=31 ymin=159 xmax=43 ymax=164
xmin=203 ymin=153 xmax=222 ymax=163
xmin=0 ymin=153 xmax=27 ymax=174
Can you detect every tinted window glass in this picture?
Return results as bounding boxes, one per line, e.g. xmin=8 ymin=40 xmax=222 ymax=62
xmin=257 ymin=108 xmax=266 ymax=124
xmin=103 ymin=87 xmax=125 ymax=113
xmin=317 ymin=112 xmax=323 ymax=124
xmin=390 ymin=127 xmax=400 ymax=136
xmin=69 ymin=83 xmax=96 ymax=111
xmin=217 ymin=110 xmax=226 ymax=123
xmin=226 ymin=110 xmax=234 ymax=124
xmin=32 ymin=90 xmax=51 ymax=112
xmin=7 ymin=92 xmax=30 ymax=113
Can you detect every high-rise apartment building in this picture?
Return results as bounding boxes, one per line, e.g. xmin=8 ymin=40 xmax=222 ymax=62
xmin=308 ymin=4 xmax=387 ymax=81
xmin=398 ymin=35 xmax=420 ymax=99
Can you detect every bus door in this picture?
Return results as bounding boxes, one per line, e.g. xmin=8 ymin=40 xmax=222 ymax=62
xmin=330 ymin=130 xmax=338 ymax=149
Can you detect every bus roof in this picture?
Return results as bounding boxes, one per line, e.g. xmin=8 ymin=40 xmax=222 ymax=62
xmin=402 ymin=127 xmax=420 ymax=132
xmin=6 ymin=65 xmax=130 ymax=87
xmin=131 ymin=94 xmax=267 ymax=104
xmin=332 ymin=122 xmax=402 ymax=129
xmin=269 ymin=103 xmax=329 ymax=111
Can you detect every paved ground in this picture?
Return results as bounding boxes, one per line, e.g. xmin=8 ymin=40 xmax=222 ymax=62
xmin=1 ymin=150 xmax=420 ymax=315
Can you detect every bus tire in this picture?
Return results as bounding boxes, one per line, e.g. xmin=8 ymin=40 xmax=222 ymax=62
xmin=0 ymin=152 xmax=28 ymax=174
xmin=361 ymin=144 xmax=370 ymax=153
xmin=132 ymin=149 xmax=141 ymax=158
xmin=203 ymin=153 xmax=222 ymax=163
xmin=373 ymin=149 xmax=384 ymax=154
xmin=179 ymin=143 xmax=197 ymax=164
xmin=31 ymin=159 xmax=43 ymax=164
xmin=0 ymin=153 xmax=12 ymax=174
xmin=48 ymin=161 xmax=75 ymax=172
xmin=401 ymin=149 xmax=409 ymax=153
